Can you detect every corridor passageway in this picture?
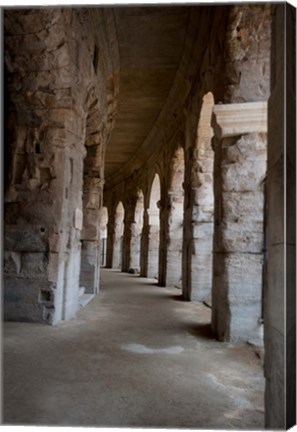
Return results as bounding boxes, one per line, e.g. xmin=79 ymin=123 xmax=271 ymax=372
xmin=4 ymin=269 xmax=264 ymax=429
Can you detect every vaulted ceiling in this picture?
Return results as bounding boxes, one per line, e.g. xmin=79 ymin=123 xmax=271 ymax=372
xmin=104 ymin=6 xmax=190 ymax=187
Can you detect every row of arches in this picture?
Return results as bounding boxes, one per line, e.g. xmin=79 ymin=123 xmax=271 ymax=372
xmin=103 ymin=93 xmax=216 ymax=304
xmin=102 ymin=91 xmax=267 ymax=348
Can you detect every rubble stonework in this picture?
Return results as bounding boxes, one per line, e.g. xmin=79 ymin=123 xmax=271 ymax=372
xmin=4 ymin=8 xmax=119 ymax=323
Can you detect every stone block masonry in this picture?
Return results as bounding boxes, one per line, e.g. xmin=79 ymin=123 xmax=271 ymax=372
xmin=212 ymin=103 xmax=267 ymax=342
xmin=4 ymin=8 xmax=119 ymax=324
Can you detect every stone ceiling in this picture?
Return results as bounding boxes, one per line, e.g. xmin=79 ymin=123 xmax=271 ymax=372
xmin=104 ymin=6 xmax=189 ymax=187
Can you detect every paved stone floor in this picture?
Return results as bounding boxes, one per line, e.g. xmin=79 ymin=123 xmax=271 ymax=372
xmin=3 ymin=269 xmax=264 ymax=429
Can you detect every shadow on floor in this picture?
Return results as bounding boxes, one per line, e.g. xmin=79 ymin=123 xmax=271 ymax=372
xmin=171 ymin=294 xmax=187 ymax=302
xmin=186 ymin=323 xmax=214 ymax=340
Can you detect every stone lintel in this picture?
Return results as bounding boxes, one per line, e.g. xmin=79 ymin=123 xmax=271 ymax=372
xmin=213 ymin=101 xmax=268 ymax=139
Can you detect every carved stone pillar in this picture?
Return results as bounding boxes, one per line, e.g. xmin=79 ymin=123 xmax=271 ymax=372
xmin=211 ymin=101 xmax=267 ymax=342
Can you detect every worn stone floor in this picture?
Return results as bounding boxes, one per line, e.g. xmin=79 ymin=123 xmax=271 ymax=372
xmin=3 ymin=269 xmax=264 ymax=429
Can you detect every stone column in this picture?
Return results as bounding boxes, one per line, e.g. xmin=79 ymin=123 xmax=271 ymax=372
xmin=122 ymin=202 xmax=135 ymax=272
xmin=166 ymin=193 xmax=183 ymax=288
xmin=182 ymin=141 xmax=214 ymax=302
xmin=182 ymin=148 xmax=193 ymax=300
xmin=112 ymin=234 xmax=123 ymax=270
xmin=158 ymin=197 xmax=169 ymax=287
xmin=146 ymin=208 xmax=160 ymax=280
xmin=129 ymin=222 xmax=141 ymax=272
xmin=140 ymin=209 xmax=149 ymax=277
xmin=79 ymin=178 xmax=104 ymax=295
xmin=211 ymin=101 xmax=267 ymax=342
xmin=129 ymin=198 xmax=144 ymax=273
xmin=112 ymin=203 xmax=125 ymax=270
xmin=106 ymin=212 xmax=115 ymax=269
xmin=188 ymin=94 xmax=215 ymax=302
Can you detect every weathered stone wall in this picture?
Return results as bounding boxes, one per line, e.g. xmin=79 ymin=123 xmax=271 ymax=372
xmin=210 ymin=4 xmax=271 ymax=342
xmin=212 ymin=103 xmax=267 ymax=342
xmin=183 ymin=93 xmax=215 ymax=302
xmin=165 ymin=146 xmax=185 ymax=288
xmin=129 ymin=190 xmax=144 ymax=273
xmin=112 ymin=201 xmax=125 ymax=269
xmin=146 ymin=173 xmax=161 ymax=279
xmin=223 ymin=4 xmax=271 ymax=103
xmin=4 ymin=8 xmax=119 ymax=323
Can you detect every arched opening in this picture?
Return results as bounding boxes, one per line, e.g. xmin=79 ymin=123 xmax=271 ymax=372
xmin=100 ymin=206 xmax=108 ymax=267
xmin=147 ymin=174 xmax=161 ymax=280
xmin=183 ymin=92 xmax=215 ymax=302
xmin=112 ymin=201 xmax=125 ymax=269
xmin=129 ymin=190 xmax=144 ymax=273
xmin=167 ymin=147 xmax=185 ymax=288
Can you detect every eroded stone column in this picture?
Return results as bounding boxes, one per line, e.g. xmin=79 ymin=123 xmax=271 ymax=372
xmin=122 ymin=201 xmax=135 ymax=272
xmin=112 ymin=202 xmax=125 ymax=269
xmin=129 ymin=192 xmax=144 ymax=273
xmin=146 ymin=208 xmax=160 ymax=280
xmin=166 ymin=192 xmax=184 ymax=288
xmin=211 ymin=102 xmax=267 ymax=342
xmin=140 ymin=208 xmax=149 ymax=277
xmin=80 ymin=176 xmax=104 ymax=295
xmin=189 ymin=94 xmax=214 ymax=301
xmin=165 ymin=147 xmax=184 ymax=288
xmin=106 ymin=212 xmax=115 ymax=269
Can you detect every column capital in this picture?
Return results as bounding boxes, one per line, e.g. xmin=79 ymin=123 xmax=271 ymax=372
xmin=212 ymin=101 xmax=267 ymax=139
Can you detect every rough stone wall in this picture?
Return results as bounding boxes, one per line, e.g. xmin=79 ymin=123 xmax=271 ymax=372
xmin=165 ymin=146 xmax=185 ymax=288
xmin=112 ymin=202 xmax=125 ymax=269
xmin=210 ymin=4 xmax=271 ymax=342
xmin=183 ymin=93 xmax=215 ymax=301
xmin=129 ymin=190 xmax=144 ymax=272
xmin=211 ymin=126 xmax=267 ymax=342
xmin=4 ymin=8 xmax=119 ymax=323
xmin=146 ymin=173 xmax=161 ymax=280
xmin=223 ymin=4 xmax=271 ymax=103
